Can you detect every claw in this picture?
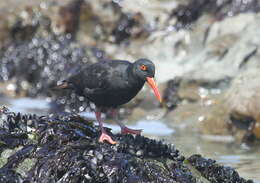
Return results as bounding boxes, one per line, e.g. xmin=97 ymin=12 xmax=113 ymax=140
xmin=121 ymin=127 xmax=143 ymax=135
xmin=99 ymin=132 xmax=117 ymax=144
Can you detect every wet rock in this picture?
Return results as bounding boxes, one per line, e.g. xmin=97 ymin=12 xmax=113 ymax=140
xmin=226 ymin=68 xmax=260 ymax=141
xmin=0 ymin=34 xmax=100 ymax=94
xmin=170 ymin=0 xmax=260 ymax=29
xmin=229 ymin=112 xmax=256 ymax=144
xmin=112 ymin=12 xmax=148 ymax=44
xmin=230 ymin=112 xmax=255 ymax=131
xmin=198 ymin=101 xmax=231 ymax=136
xmin=0 ymin=1 xmax=40 ymax=48
xmin=85 ymin=0 xmax=156 ymax=45
xmin=56 ymin=0 xmax=85 ymax=37
xmin=0 ymin=107 xmax=252 ymax=182
xmin=1 ymin=0 xmax=260 ymax=151
xmin=0 ymin=1 xmax=120 ymax=115
xmin=181 ymin=13 xmax=260 ymax=82
xmin=0 ymin=168 xmax=23 ymax=183
xmin=105 ymin=5 xmax=260 ymax=86
xmin=10 ymin=17 xmax=39 ymax=42
xmin=165 ymin=68 xmax=260 ymax=144
xmin=0 ymin=19 xmax=10 ymax=50
xmin=166 ymin=95 xmax=232 ymax=138
xmin=164 ymin=78 xmax=231 ymax=137
xmin=177 ymin=81 xmax=202 ymax=102
xmin=188 ymin=154 xmax=253 ymax=183
xmin=2 ymin=0 xmax=259 ymax=87
xmin=162 ymin=78 xmax=182 ymax=111
xmin=0 ymin=29 xmax=107 ymax=112
xmin=0 ymin=0 xmax=98 ymax=44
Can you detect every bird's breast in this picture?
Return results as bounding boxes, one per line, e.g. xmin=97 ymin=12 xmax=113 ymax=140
xmin=89 ymin=80 xmax=144 ymax=107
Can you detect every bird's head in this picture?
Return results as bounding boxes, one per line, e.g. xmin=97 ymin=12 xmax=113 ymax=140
xmin=133 ymin=58 xmax=162 ymax=103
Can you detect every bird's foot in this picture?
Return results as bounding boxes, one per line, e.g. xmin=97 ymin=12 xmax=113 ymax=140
xmin=121 ymin=127 xmax=143 ymax=135
xmin=99 ymin=132 xmax=117 ymax=144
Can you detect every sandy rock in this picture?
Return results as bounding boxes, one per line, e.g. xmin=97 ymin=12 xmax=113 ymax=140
xmin=205 ymin=14 xmax=256 ymax=44
xmin=198 ymin=101 xmax=230 ymax=136
xmin=166 ymin=84 xmax=231 ymax=136
xmin=127 ymin=107 xmax=147 ymax=122
xmin=184 ymin=13 xmax=260 ymax=82
xmin=225 ymin=68 xmax=260 ymax=138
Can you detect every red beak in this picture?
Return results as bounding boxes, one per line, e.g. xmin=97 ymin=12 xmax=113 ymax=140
xmin=146 ymin=77 xmax=162 ymax=103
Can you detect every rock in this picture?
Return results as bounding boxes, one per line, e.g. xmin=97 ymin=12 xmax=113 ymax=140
xmin=0 ymin=9 xmax=109 ymax=112
xmin=164 ymin=78 xmax=231 ymax=137
xmin=170 ymin=0 xmax=260 ymax=29
xmin=102 ymin=7 xmax=260 ymax=85
xmin=162 ymin=77 xmax=181 ymax=111
xmin=205 ymin=14 xmax=256 ymax=44
xmin=0 ymin=17 xmax=10 ymax=49
xmin=229 ymin=112 xmax=256 ymax=143
xmin=183 ymin=13 xmax=260 ymax=82
xmin=56 ymin=0 xmax=85 ymax=36
xmin=165 ymin=67 xmax=260 ymax=143
xmin=0 ymin=33 xmax=106 ymax=113
xmin=166 ymin=95 xmax=231 ymax=137
xmin=111 ymin=12 xmax=148 ymax=44
xmin=188 ymin=154 xmax=253 ymax=183
xmin=198 ymin=101 xmax=230 ymax=136
xmin=0 ymin=107 xmax=253 ymax=183
xmin=165 ymin=101 xmax=205 ymax=130
xmin=2 ymin=0 xmax=260 ymax=86
xmin=1 ymin=0 xmax=260 ymax=148
xmin=225 ymin=68 xmax=260 ymax=139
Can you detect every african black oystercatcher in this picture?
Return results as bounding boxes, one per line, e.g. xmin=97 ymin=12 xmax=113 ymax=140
xmin=57 ymin=58 xmax=161 ymax=144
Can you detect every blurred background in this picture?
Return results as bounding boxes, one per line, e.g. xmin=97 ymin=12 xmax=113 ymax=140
xmin=0 ymin=0 xmax=260 ymax=181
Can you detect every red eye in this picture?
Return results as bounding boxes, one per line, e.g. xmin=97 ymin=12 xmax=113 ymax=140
xmin=140 ymin=65 xmax=147 ymax=71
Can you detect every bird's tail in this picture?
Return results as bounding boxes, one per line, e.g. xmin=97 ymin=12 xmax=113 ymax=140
xmin=51 ymin=80 xmax=72 ymax=90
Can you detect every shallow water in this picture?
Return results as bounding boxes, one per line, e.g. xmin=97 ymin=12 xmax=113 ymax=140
xmin=165 ymin=133 xmax=260 ymax=182
xmin=1 ymin=97 xmax=260 ymax=182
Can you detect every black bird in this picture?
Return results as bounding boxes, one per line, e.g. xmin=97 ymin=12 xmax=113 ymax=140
xmin=57 ymin=58 xmax=161 ymax=144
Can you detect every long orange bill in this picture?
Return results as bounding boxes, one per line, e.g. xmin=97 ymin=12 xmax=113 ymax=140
xmin=146 ymin=77 xmax=162 ymax=103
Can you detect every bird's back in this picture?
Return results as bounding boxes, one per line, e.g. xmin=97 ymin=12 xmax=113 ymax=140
xmin=67 ymin=60 xmax=145 ymax=107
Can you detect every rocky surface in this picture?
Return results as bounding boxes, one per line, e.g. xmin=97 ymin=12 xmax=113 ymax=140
xmin=1 ymin=0 xmax=260 ymax=83
xmin=0 ymin=0 xmax=260 ymax=180
xmin=225 ymin=69 xmax=260 ymax=141
xmin=162 ymin=78 xmax=181 ymax=111
xmin=0 ymin=33 xmax=105 ymax=113
xmin=170 ymin=0 xmax=260 ymax=28
xmin=0 ymin=107 xmax=253 ymax=183
xmin=0 ymin=0 xmax=108 ymax=113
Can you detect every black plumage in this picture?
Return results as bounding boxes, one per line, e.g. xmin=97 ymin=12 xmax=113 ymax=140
xmin=57 ymin=58 xmax=161 ymax=144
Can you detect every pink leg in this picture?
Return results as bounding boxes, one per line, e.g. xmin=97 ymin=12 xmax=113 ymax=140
xmin=118 ymin=121 xmax=143 ymax=135
xmin=111 ymin=109 xmax=143 ymax=135
xmin=95 ymin=111 xmax=117 ymax=144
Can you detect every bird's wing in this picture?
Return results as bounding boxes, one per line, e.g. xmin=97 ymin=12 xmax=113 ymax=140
xmin=62 ymin=60 xmax=131 ymax=96
xmin=68 ymin=62 xmax=111 ymax=95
